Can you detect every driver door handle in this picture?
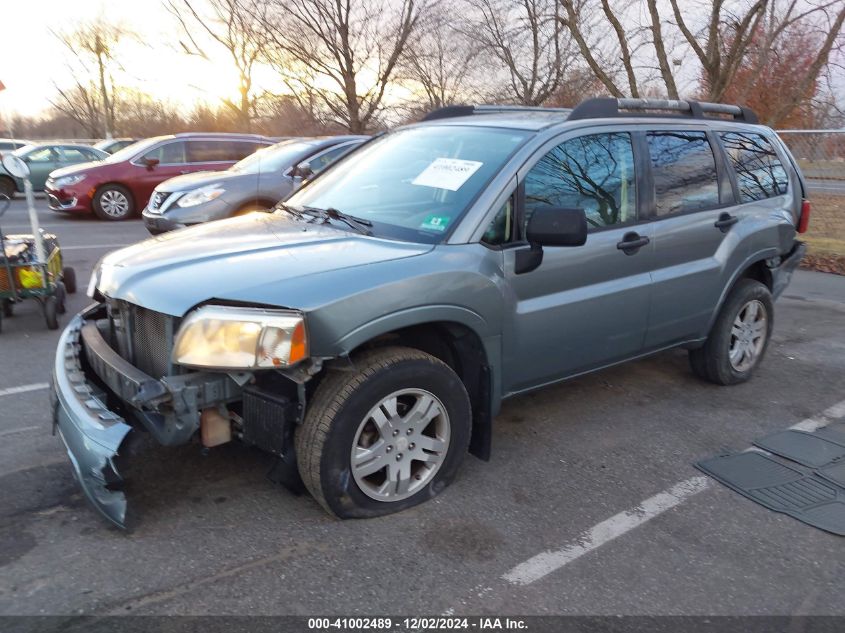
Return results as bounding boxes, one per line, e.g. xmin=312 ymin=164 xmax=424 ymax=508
xmin=616 ymin=231 xmax=650 ymax=255
xmin=714 ymin=212 xmax=739 ymax=232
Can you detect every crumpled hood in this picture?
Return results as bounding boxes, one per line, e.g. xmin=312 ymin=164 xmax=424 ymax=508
xmin=49 ymin=161 xmax=104 ymax=179
xmin=96 ymin=213 xmax=432 ymax=316
xmin=156 ymin=169 xmax=249 ymax=192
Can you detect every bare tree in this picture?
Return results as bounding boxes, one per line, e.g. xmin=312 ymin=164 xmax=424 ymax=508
xmin=558 ymin=0 xmax=649 ymax=98
xmin=260 ymin=0 xmax=423 ymax=133
xmin=462 ymin=0 xmax=572 ymax=105
xmin=50 ymin=18 xmax=130 ymax=137
xmin=165 ymin=0 xmax=267 ymax=131
xmin=400 ymin=9 xmax=482 ymax=110
xmin=669 ymin=0 xmax=769 ymax=102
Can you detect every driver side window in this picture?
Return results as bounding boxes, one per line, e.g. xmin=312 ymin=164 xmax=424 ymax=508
xmin=26 ymin=148 xmax=57 ymax=163
xmin=524 ymin=132 xmax=637 ymax=231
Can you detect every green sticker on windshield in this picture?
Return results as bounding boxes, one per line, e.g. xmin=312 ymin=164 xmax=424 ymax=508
xmin=420 ymin=215 xmax=450 ymax=232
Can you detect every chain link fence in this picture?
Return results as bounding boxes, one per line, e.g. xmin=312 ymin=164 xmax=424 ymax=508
xmin=777 ymin=130 xmax=845 ymax=182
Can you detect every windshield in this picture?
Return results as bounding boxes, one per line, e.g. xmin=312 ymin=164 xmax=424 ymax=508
xmin=230 ymin=140 xmax=314 ymax=174
xmin=12 ymin=144 xmax=38 ymax=157
xmin=285 ymin=126 xmax=529 ymax=243
xmin=105 ymin=137 xmax=168 ymax=163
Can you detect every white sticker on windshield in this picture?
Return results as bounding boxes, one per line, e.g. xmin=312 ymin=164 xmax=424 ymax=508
xmin=411 ymin=158 xmax=483 ymax=191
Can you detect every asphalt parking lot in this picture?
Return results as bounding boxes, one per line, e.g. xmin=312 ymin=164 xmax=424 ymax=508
xmin=0 ymin=196 xmax=844 ymax=617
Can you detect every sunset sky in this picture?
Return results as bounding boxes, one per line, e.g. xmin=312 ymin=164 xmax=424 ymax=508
xmin=0 ymin=0 xmax=277 ymax=119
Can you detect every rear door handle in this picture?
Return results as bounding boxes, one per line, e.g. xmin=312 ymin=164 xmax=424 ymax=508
xmin=616 ymin=232 xmax=650 ymax=255
xmin=714 ymin=212 xmax=739 ymax=232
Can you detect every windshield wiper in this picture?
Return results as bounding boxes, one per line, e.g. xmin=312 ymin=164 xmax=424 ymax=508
xmin=302 ymin=206 xmax=373 ymax=236
xmin=277 ymin=202 xmax=306 ymax=220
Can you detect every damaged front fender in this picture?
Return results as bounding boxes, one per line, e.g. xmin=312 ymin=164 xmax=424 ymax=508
xmin=53 ymin=313 xmax=132 ymax=528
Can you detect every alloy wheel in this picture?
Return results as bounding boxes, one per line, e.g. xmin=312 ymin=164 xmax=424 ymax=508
xmin=350 ymin=388 xmax=451 ymax=502
xmin=729 ymin=299 xmax=767 ymax=372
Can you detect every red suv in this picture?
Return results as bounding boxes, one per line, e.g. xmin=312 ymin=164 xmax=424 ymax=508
xmin=44 ymin=133 xmax=274 ymax=221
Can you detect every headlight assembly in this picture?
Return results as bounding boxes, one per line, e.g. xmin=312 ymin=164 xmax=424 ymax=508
xmin=176 ymin=184 xmax=225 ymax=208
xmin=172 ymin=305 xmax=308 ymax=370
xmin=55 ymin=174 xmax=86 ymax=187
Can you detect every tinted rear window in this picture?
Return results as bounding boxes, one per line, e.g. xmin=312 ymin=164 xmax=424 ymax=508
xmin=187 ymin=140 xmax=262 ymax=163
xmin=647 ymin=131 xmax=720 ymax=216
xmin=720 ymin=132 xmax=788 ymax=202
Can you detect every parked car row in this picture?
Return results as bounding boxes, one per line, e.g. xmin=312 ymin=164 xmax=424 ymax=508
xmin=0 ymin=131 xmax=368 ymax=230
xmin=141 ymin=135 xmax=367 ymax=233
xmin=0 ymin=143 xmax=109 ymax=197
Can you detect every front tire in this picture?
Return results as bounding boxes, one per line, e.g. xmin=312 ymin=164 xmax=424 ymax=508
xmin=93 ymin=185 xmax=134 ymax=221
xmin=689 ymin=279 xmax=773 ymax=385
xmin=43 ymin=296 xmax=59 ymax=330
xmin=296 ymin=346 xmax=471 ymax=518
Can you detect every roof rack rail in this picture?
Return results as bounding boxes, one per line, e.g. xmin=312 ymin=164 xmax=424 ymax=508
xmin=569 ymin=97 xmax=758 ymax=124
xmin=421 ymin=104 xmax=572 ymax=122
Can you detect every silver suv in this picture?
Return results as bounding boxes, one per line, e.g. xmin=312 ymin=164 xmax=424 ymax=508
xmin=52 ymin=98 xmax=808 ymax=526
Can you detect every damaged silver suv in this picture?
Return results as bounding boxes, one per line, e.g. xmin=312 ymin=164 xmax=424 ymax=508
xmin=52 ymin=98 xmax=809 ymax=527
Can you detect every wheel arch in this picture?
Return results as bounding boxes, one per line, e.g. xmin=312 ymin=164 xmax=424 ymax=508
xmin=338 ymin=313 xmax=497 ymax=461
xmin=234 ymin=198 xmax=277 ymax=213
xmin=704 ymin=250 xmax=778 ymax=337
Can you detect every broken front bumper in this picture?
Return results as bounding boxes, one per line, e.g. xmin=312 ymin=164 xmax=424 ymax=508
xmin=52 ymin=312 xmax=133 ymax=528
xmin=52 ymin=304 xmax=245 ymax=528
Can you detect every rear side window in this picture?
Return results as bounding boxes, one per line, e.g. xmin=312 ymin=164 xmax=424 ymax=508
xmin=720 ymin=132 xmax=788 ymax=201
xmin=647 ymin=131 xmax=719 ymax=216
xmin=187 ymin=140 xmax=260 ymax=163
xmin=524 ymin=132 xmax=637 ymax=230
xmin=143 ymin=141 xmax=186 ymax=164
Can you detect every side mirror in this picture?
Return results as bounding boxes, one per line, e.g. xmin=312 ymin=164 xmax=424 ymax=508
xmin=516 ymin=207 xmax=587 ymax=275
xmin=292 ymin=161 xmax=313 ymax=180
xmin=526 ymin=206 xmax=588 ymax=247
xmin=144 ymin=157 xmax=160 ymax=170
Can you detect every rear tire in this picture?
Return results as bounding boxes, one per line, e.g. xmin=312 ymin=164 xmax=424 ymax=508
xmin=93 ymin=185 xmax=134 ymax=221
xmin=689 ymin=279 xmax=773 ymax=385
xmin=296 ymin=346 xmax=471 ymax=518
xmin=43 ymin=296 xmax=59 ymax=330
xmin=62 ymin=267 xmax=77 ymax=294
xmin=1 ymin=299 xmax=12 ymax=318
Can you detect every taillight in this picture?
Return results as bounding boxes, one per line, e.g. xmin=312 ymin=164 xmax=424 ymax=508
xmin=797 ymin=199 xmax=811 ymax=234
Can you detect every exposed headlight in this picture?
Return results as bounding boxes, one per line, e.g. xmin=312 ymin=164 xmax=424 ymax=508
xmin=172 ymin=305 xmax=308 ymax=370
xmin=54 ymin=174 xmax=86 ymax=187
xmin=176 ymin=184 xmax=225 ymax=208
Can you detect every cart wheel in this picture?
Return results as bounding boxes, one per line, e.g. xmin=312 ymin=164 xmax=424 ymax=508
xmin=0 ymin=311 xmax=3 ymax=334
xmin=44 ymin=296 xmax=59 ymax=330
xmin=1 ymin=299 xmax=11 ymax=318
xmin=56 ymin=282 xmax=67 ymax=314
xmin=63 ymin=267 xmax=77 ymax=294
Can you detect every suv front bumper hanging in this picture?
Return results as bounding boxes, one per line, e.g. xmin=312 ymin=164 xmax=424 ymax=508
xmin=52 ymin=304 xmax=244 ymax=528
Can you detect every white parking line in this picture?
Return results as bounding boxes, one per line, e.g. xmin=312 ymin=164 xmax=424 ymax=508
xmin=0 ymin=382 xmax=50 ymax=398
xmin=0 ymin=425 xmax=40 ymax=438
xmin=503 ymin=476 xmax=710 ymax=585
xmin=61 ymin=244 xmax=130 ymax=250
xmin=500 ymin=396 xmax=845 ymax=587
